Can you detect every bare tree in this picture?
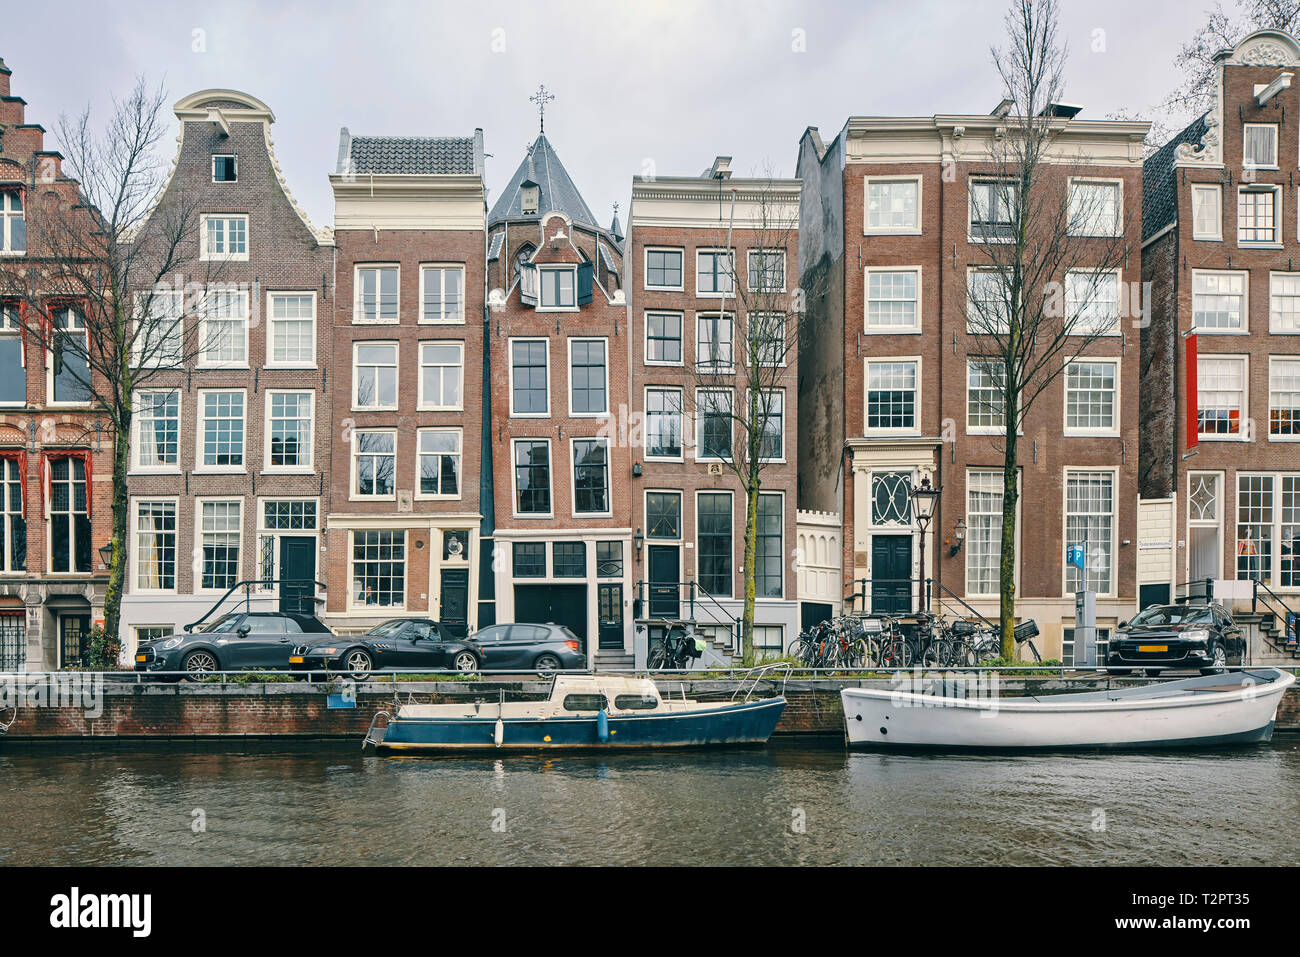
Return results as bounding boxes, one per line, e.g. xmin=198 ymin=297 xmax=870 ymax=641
xmin=972 ymin=0 xmax=1139 ymax=657
xmin=0 ymin=77 xmax=223 ymax=643
xmin=682 ymin=177 xmax=804 ymax=664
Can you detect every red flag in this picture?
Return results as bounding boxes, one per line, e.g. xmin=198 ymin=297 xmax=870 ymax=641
xmin=1186 ymin=332 xmax=1199 ymax=453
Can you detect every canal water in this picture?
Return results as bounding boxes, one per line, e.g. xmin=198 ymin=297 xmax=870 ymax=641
xmin=2 ymin=740 xmax=1299 ymax=866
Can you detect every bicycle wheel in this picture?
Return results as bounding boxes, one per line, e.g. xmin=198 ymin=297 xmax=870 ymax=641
xmin=878 ymin=636 xmax=911 ymax=669
xmin=922 ymin=638 xmax=951 ymax=669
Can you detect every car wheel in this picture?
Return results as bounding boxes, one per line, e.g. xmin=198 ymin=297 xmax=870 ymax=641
xmin=534 ymin=653 xmax=562 ymax=675
xmin=344 ymin=648 xmax=374 ymax=680
xmin=183 ymin=650 xmax=219 ymax=678
xmin=1200 ymin=642 xmax=1228 ymax=676
xmin=452 ymin=651 xmax=478 ymax=672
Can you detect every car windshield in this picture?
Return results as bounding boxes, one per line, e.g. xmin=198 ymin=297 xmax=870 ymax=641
xmin=1129 ymin=606 xmax=1212 ymax=626
xmin=368 ymin=621 xmax=407 ymax=637
xmin=204 ymin=615 xmax=243 ymax=634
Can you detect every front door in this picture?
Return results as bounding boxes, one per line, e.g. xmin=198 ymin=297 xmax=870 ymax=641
xmin=597 ymin=583 xmax=623 ymax=650
xmin=279 ymin=537 xmax=316 ymax=614
xmin=647 ymin=545 xmax=680 ymax=619
xmin=871 ymin=535 xmax=913 ymax=616
xmin=439 ymin=568 xmax=470 ymax=638
xmin=58 ymin=614 xmax=90 ymax=668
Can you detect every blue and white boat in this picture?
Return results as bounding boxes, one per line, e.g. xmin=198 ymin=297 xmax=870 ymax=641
xmin=363 ymin=673 xmax=786 ymax=753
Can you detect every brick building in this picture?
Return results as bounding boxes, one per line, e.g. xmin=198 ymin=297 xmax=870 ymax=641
xmin=1141 ymin=29 xmax=1300 ymax=635
xmin=484 ymin=132 xmax=631 ymax=667
xmin=0 ymin=57 xmax=114 ymax=670
xmin=626 ymin=157 xmax=801 ymax=662
xmin=119 ymin=90 xmax=335 ymax=655
xmin=324 ymin=127 xmax=486 ymax=636
xmin=797 ymin=106 xmax=1149 ymax=660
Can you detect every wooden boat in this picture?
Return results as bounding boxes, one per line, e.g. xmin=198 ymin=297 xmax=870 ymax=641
xmin=841 ymin=668 xmax=1295 ymax=750
xmin=363 ymin=672 xmax=786 ymax=753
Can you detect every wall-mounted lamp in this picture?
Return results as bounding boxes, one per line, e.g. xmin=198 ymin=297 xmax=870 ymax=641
xmin=949 ymin=518 xmax=966 ymax=557
xmin=633 ymin=527 xmax=644 ymax=557
xmin=98 ymin=542 xmax=115 ymax=567
xmin=632 ymin=461 xmax=643 ymax=477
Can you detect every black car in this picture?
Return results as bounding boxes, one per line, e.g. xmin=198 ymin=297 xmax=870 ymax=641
xmin=134 ymin=612 xmax=332 ymax=677
xmin=468 ymin=622 xmax=587 ymax=672
xmin=289 ymin=618 xmax=483 ymax=678
xmin=1106 ymin=602 xmax=1244 ymax=675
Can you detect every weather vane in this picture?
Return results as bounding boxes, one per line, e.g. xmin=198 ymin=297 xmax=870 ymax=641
xmin=530 ymin=84 xmax=555 ymax=133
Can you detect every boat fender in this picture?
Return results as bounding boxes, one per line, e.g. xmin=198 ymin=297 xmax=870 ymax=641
xmin=494 ymin=718 xmax=504 ymax=747
xmin=597 ymin=709 xmax=610 ymax=743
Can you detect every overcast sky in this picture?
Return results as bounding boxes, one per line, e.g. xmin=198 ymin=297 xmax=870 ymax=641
xmin=3 ymin=0 xmax=1211 ymax=230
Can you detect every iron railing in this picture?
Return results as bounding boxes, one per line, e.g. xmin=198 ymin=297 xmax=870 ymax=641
xmin=184 ymin=577 xmax=327 ymax=632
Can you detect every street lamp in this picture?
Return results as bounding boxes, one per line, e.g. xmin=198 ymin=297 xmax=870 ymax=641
xmin=910 ymin=476 xmax=941 ymax=612
xmin=98 ymin=542 xmax=115 ymax=569
xmin=949 ymin=517 xmax=967 ymax=557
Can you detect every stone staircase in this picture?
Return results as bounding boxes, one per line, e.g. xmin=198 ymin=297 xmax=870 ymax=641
xmin=1238 ymin=612 xmax=1300 ymax=665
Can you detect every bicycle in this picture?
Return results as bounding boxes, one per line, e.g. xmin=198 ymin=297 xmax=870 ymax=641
xmin=648 ymin=622 xmax=702 ymax=670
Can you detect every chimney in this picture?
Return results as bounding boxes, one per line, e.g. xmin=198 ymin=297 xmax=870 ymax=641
xmin=0 ymin=57 xmax=11 ymax=99
xmin=473 ymin=127 xmax=484 ymax=176
xmin=335 ymin=126 xmax=352 ymax=175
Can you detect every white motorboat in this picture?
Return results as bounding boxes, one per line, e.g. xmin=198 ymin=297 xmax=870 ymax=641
xmin=842 ymin=668 xmax=1295 ymax=750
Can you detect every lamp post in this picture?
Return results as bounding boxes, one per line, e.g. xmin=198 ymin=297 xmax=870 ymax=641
xmin=910 ymin=476 xmax=941 ymax=612
xmin=98 ymin=542 xmax=115 ymax=570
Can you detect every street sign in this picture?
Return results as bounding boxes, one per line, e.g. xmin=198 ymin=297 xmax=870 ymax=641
xmin=1066 ymin=544 xmax=1085 ymax=571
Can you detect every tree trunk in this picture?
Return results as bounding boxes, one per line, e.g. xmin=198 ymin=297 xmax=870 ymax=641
xmin=999 ymin=413 xmax=1019 ymax=660
xmin=741 ymin=477 xmax=759 ymax=667
xmin=102 ymin=382 xmax=131 ymax=652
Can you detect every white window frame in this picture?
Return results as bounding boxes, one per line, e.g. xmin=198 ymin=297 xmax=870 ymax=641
xmin=195 ymin=388 xmax=247 ymax=474
xmin=746 ymin=249 xmax=786 ymax=293
xmin=416 ymin=339 xmax=465 ymax=411
xmin=419 ymin=263 xmax=466 ymax=324
xmin=1063 ymin=358 xmax=1121 ymax=437
xmin=863 ymin=357 xmax=921 ymax=436
xmin=508 ymin=337 xmax=550 ymax=418
xmin=1243 ymin=122 xmax=1279 ymax=170
xmin=1197 ymin=354 xmax=1250 ymax=442
xmin=643 ymin=247 xmax=685 ymax=292
xmin=756 ymin=388 xmax=785 ymax=463
xmin=965 ymin=469 xmax=1021 ymax=598
xmin=1191 ymin=183 xmax=1223 ymax=241
xmin=1064 ymin=268 xmax=1122 ymax=337
xmin=265 ymin=291 xmax=317 ymax=368
xmin=695 ymin=312 xmax=734 ymax=373
xmin=567 ymin=337 xmax=610 ymax=418
xmin=696 ymin=248 xmax=735 ymax=297
xmin=538 ymin=265 xmax=578 ymax=312
xmin=0 ymin=190 xmax=25 ymax=256
xmin=347 ymin=528 xmax=407 ymax=612
xmin=863 ymin=175 xmax=922 ymax=236
xmin=131 ymin=389 xmax=182 ymax=474
xmin=262 ymin=389 xmax=315 ymax=474
xmin=644 ymin=386 xmax=684 ymax=462
xmin=211 ymin=154 xmax=237 ymax=183
xmin=570 ymin=436 xmax=613 ymax=518
xmin=352 ymin=340 xmax=399 ymax=412
xmin=1268 ymin=356 xmax=1300 ymax=442
xmin=132 ymin=289 xmax=185 ymax=369
xmin=1237 ymin=184 xmax=1282 ymax=247
xmin=1186 ymin=471 xmax=1224 ymax=584
xmin=1270 ymin=272 xmax=1300 ymax=334
xmin=864 ymin=266 xmax=923 ymax=334
xmin=414 ymin=427 xmax=464 ymax=501
xmin=965 ymin=357 xmax=1007 ymax=436
xmin=1061 ymin=467 xmax=1118 ymax=598
xmin=644 ymin=311 xmax=684 ymax=366
xmin=350 ymin=428 xmax=398 ymax=502
xmin=199 ymin=214 xmax=249 ymax=262
xmin=353 ymin=264 xmax=400 ymax=325
xmin=966 ymin=267 xmax=1011 ymax=335
xmin=1191 ymin=269 xmax=1249 ymax=334
xmin=749 ymin=311 xmax=788 ymax=366
xmin=644 ymin=489 xmax=684 ymax=542
xmin=196 ymin=285 xmax=250 ymax=368
xmin=0 ymin=305 xmax=21 ymax=408
xmin=1067 ymin=178 xmax=1123 ymax=238
xmin=46 ymin=307 xmax=91 ymax=407
xmin=253 ymin=497 xmax=320 ymax=594
xmin=968 ymin=178 xmax=1018 ymax=244
xmin=511 ymin=437 xmax=554 ymax=519
xmin=130 ymin=497 xmax=179 ymax=594
xmin=194 ymin=497 xmax=244 ymax=594
xmin=693 ymin=388 xmax=733 ymax=463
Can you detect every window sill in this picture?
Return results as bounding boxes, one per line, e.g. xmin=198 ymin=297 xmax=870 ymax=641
xmin=644 ymin=455 xmax=685 ymax=463
xmin=537 ymin=306 xmax=580 ymax=313
xmin=260 ymin=468 xmax=316 ymax=476
xmin=512 ymin=513 xmax=555 ymax=521
xmin=1192 ymin=235 xmax=1223 ymax=243
xmin=417 ymin=318 xmax=467 ymax=326
xmin=1196 ymin=436 xmax=1250 ymax=443
xmin=1266 ymin=435 xmax=1300 ymax=443
xmin=863 ymin=327 xmax=922 ymax=336
xmin=416 ymin=406 xmax=466 ymax=414
xmin=263 ymin=363 xmax=318 ymax=371
xmin=349 ymin=495 xmax=397 ymax=503
xmin=414 ymin=494 xmax=463 ymax=502
xmin=509 ymin=412 xmax=551 ymax=419
xmin=1191 ymin=328 xmax=1250 ymax=335
xmin=644 ymin=360 xmax=686 ymax=368
xmin=864 ymin=229 xmax=922 ymax=237
xmin=351 ymin=406 xmax=400 ymax=414
xmin=1236 ymin=242 xmax=1283 ymax=250
xmin=644 ymin=285 xmax=685 ymax=293
xmin=195 ymin=364 xmax=251 ymax=371
xmin=129 ymin=468 xmax=182 ymax=477
xmin=1063 ymin=430 xmax=1121 ymax=439
xmin=351 ymin=319 xmax=401 ymax=326
xmin=193 ymin=468 xmax=248 ymax=475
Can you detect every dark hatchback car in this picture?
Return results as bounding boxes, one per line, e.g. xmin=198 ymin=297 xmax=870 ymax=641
xmin=468 ymin=623 xmax=587 ymax=672
xmin=135 ymin=611 xmax=332 ymax=677
xmin=289 ymin=618 xmax=483 ymax=678
xmin=1106 ymin=602 xmax=1244 ymax=675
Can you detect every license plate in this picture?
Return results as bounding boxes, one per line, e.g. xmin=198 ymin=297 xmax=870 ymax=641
xmin=135 ymin=654 xmax=146 ymax=662
xmin=289 ymin=656 xmax=304 ymax=664
xmin=1137 ymin=645 xmax=1168 ymax=653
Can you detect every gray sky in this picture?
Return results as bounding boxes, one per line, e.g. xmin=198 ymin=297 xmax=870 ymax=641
xmin=2 ymin=0 xmax=1207 ymax=230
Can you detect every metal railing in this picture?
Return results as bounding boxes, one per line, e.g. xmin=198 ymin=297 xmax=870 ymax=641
xmin=633 ymin=579 xmax=742 ymax=657
xmin=184 ymin=578 xmax=327 ymax=632
xmin=1251 ymin=578 xmax=1299 ymax=653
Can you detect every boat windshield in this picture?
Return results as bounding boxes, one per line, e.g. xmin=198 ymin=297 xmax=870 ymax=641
xmin=1129 ymin=606 xmax=1213 ymax=626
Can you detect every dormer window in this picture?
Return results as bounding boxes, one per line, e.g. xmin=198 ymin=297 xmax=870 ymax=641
xmin=0 ymin=191 xmax=24 ymax=255
xmin=539 ymin=266 xmax=576 ymax=310
xmin=212 ymin=155 xmax=237 ymax=183
xmin=521 ymin=184 xmax=540 ymax=215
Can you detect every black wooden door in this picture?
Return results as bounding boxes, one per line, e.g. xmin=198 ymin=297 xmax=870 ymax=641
xmin=279 ymin=537 xmax=316 ymax=614
xmin=597 ymin=583 xmax=623 ymax=649
xmin=647 ymin=545 xmax=680 ymax=619
xmin=871 ymin=535 xmax=913 ymax=615
xmin=513 ymin=584 xmax=588 ymax=647
xmin=439 ymin=568 xmax=470 ymax=638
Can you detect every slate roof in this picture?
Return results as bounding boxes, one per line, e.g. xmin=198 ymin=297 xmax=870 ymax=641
xmin=489 ymin=134 xmax=597 ymax=228
xmin=337 ymin=128 xmax=478 ymax=175
xmin=1142 ymin=114 xmax=1209 ymax=243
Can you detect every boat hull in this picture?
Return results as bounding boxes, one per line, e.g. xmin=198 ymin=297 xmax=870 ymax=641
xmin=374 ymin=696 xmax=786 ymax=752
xmin=842 ymin=671 xmax=1294 ymax=751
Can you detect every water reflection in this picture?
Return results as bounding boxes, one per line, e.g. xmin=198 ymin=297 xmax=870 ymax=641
xmin=0 ymin=741 xmax=1297 ymax=865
